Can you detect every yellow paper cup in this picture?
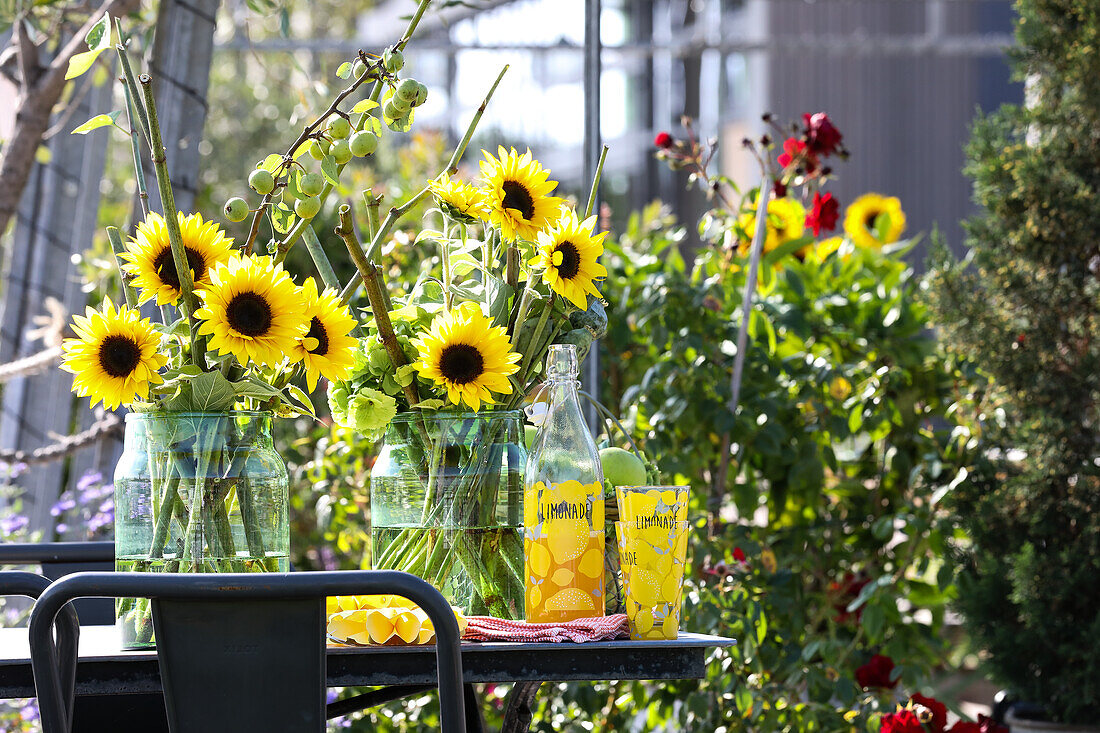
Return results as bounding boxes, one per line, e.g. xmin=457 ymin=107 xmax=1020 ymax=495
xmin=615 ymin=485 xmax=689 ymax=528
xmin=615 ymin=520 xmax=690 ymax=640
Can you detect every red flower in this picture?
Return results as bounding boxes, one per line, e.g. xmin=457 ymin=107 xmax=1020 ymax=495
xmin=855 ymin=654 xmax=896 ymax=690
xmin=881 ymin=710 xmax=925 ymax=733
xmin=654 ymin=132 xmax=673 ymax=149
xmin=911 ymin=694 xmax=947 ymax=733
xmin=805 ymin=191 xmax=840 ymax=236
xmin=948 ymin=715 xmax=1008 ymax=733
xmin=733 ymin=547 xmax=746 ymax=562
xmin=803 ymin=112 xmax=843 ymax=156
xmin=777 ymin=137 xmax=817 ymax=172
xmin=829 ymin=572 xmax=870 ymax=624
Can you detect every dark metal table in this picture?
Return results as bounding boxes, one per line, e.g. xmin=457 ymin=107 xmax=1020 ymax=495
xmin=0 ymin=626 xmax=734 ymax=729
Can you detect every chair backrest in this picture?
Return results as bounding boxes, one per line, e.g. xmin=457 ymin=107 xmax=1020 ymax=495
xmin=0 ymin=542 xmax=115 ymax=624
xmin=29 ymin=570 xmax=466 ymax=733
xmin=0 ymin=571 xmax=80 ymax=729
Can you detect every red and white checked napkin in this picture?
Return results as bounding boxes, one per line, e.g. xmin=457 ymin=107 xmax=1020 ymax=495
xmin=462 ymin=614 xmax=628 ymax=643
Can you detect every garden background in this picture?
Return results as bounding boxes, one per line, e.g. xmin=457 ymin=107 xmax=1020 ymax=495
xmin=5 ymin=1 xmax=1094 ymax=731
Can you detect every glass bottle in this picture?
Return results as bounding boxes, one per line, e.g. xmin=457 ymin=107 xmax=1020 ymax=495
xmin=524 ymin=344 xmax=605 ymax=623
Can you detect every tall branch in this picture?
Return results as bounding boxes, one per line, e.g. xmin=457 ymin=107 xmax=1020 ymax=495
xmin=0 ymin=0 xmax=140 ymax=235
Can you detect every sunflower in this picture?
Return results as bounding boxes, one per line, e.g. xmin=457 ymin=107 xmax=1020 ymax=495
xmin=194 ymin=255 xmax=308 ymax=367
xmin=61 ymin=300 xmax=167 ymax=410
xmin=843 ymin=193 xmax=906 ymax=249
xmin=530 ymin=209 xmax=608 ymax=309
xmin=805 ymin=236 xmax=846 ymax=263
xmin=736 ymin=197 xmax=806 ymax=255
xmin=291 ymin=278 xmax=358 ymax=391
xmin=429 ymin=174 xmax=489 ymax=224
xmin=479 ymin=146 xmax=563 ymax=242
xmin=122 ymin=212 xmax=235 ymax=306
xmin=412 ymin=302 xmax=521 ymax=410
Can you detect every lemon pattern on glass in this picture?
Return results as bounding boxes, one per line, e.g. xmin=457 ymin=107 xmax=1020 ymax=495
xmin=524 ymin=479 xmax=605 ymax=623
xmin=616 ymin=519 xmax=690 ymax=640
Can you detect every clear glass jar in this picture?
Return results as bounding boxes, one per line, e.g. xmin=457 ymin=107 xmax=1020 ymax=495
xmin=114 ymin=411 xmax=289 ymax=648
xmin=370 ymin=410 xmax=526 ymax=619
xmin=524 ymin=344 xmax=606 ymax=623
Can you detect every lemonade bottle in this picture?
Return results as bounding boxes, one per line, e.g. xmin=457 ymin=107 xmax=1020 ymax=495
xmin=524 ymin=344 xmax=605 ymax=623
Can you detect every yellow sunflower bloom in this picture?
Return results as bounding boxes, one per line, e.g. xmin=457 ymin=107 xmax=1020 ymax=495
xmin=429 ymin=174 xmax=489 ymax=224
xmin=843 ymin=193 xmax=906 ymax=249
xmin=479 ymin=146 xmax=563 ymax=242
xmin=292 ymin=277 xmax=358 ymax=391
xmin=412 ymin=302 xmax=521 ymax=410
xmin=736 ymin=197 xmax=806 ymax=255
xmin=530 ymin=209 xmax=608 ymax=309
xmin=194 ymin=255 xmax=308 ymax=367
xmin=802 ymin=236 xmax=845 ymax=263
xmin=61 ymin=299 xmax=167 ymax=410
xmin=122 ymin=212 xmax=235 ymax=306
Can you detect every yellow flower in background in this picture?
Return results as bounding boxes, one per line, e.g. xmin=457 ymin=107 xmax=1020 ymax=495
xmin=62 ymin=299 xmax=167 ymax=409
xmin=122 ymin=212 xmax=234 ymax=306
xmin=808 ymin=236 xmax=845 ymax=262
xmin=736 ymin=197 xmax=806 ymax=255
xmin=195 ymin=255 xmax=308 ymax=367
xmin=412 ymin=302 xmax=521 ymax=410
xmin=429 ymin=174 xmax=489 ymax=223
xmin=292 ymin=278 xmax=358 ymax=391
xmin=844 ymin=193 xmax=906 ymax=249
xmin=479 ymin=146 xmax=563 ymax=242
xmin=530 ymin=209 xmax=608 ymax=309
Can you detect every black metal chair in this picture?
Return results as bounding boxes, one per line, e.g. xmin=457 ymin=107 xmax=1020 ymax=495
xmin=0 ymin=542 xmax=115 ymax=624
xmin=29 ymin=570 xmax=466 ymax=733
xmin=0 ymin=571 xmax=81 ymax=728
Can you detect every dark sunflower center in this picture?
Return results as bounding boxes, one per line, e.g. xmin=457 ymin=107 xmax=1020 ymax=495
xmin=98 ymin=335 xmax=141 ymax=378
xmin=226 ymin=292 xmax=273 ymax=337
xmin=501 ymin=180 xmax=536 ymax=221
xmin=864 ymin=211 xmax=881 ymax=231
xmin=555 ymin=242 xmax=581 ymax=279
xmin=153 ymin=246 xmax=206 ymax=290
xmin=438 ymin=343 xmax=484 ymax=385
xmin=304 ymin=316 xmax=329 ymax=355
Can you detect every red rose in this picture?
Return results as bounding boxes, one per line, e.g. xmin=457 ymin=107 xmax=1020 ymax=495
xmin=805 ymin=191 xmax=840 ymax=236
xmin=855 ymin=654 xmax=896 ymax=690
xmin=881 ymin=710 xmax=925 ymax=733
xmin=911 ymin=693 xmax=947 ymax=733
xmin=948 ymin=724 xmax=981 ymax=733
xmin=777 ymin=137 xmax=817 ymax=173
xmin=733 ymin=547 xmax=746 ymax=562
xmin=803 ymin=112 xmax=843 ymax=156
xmin=772 ymin=179 xmax=788 ymax=198
xmin=654 ymin=132 xmax=673 ymax=149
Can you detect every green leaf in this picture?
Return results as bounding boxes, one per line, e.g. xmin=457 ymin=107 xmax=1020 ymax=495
xmin=394 ymin=363 xmax=417 ymax=387
xmin=285 ymin=384 xmax=316 ymax=417
xmin=71 ymin=111 xmax=121 ymax=135
xmin=351 ymin=99 xmax=379 ymax=114
xmin=285 ymin=169 xmax=305 ymax=201
xmin=336 ymin=61 xmax=353 ymax=79
xmin=85 ymin=13 xmax=111 ymax=52
xmin=385 ymin=107 xmax=415 ymax=133
xmin=320 ymin=155 xmax=340 ymax=186
xmin=66 ymin=49 xmax=103 ymax=80
xmin=271 ymin=202 xmax=295 ymax=235
xmin=258 ymin=154 xmax=283 ymax=173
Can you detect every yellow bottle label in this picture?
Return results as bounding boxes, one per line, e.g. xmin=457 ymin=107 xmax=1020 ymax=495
xmin=524 ymin=480 xmax=604 ymax=623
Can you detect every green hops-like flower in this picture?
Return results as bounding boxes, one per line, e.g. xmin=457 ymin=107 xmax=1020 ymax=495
xmin=396 ymin=78 xmax=419 ymax=101
xmin=300 ymin=172 xmax=324 ymax=197
xmin=330 ymin=139 xmax=352 ymax=165
xmin=349 ymin=131 xmax=378 ymax=157
xmin=384 ymin=48 xmax=404 ymax=73
xmin=248 ymin=169 xmax=275 ymax=195
xmin=295 ymin=196 xmax=321 ymax=219
xmin=327 ymin=116 xmax=351 ymax=139
xmin=348 ymin=388 xmax=397 ymax=432
xmin=223 ymin=197 xmax=249 ymax=222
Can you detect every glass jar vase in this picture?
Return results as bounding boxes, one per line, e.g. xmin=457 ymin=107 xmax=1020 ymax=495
xmin=370 ymin=410 xmax=526 ymax=619
xmin=113 ymin=411 xmax=289 ymax=649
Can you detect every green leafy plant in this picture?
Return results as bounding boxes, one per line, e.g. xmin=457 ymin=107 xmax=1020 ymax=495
xmin=925 ymin=0 xmax=1100 ymax=724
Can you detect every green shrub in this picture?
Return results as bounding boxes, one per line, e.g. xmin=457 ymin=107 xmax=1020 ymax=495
xmin=925 ymin=0 xmax=1100 ymax=723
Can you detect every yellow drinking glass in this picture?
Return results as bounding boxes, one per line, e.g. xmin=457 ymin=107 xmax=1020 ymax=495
xmin=615 ymin=485 xmax=689 ymax=527
xmin=615 ymin=520 xmax=690 ymax=640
